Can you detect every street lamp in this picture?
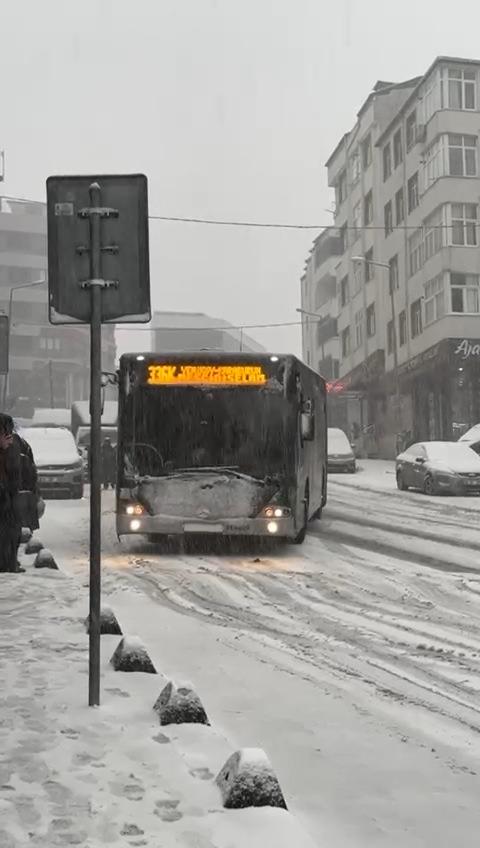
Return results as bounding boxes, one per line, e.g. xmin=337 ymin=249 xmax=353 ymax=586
xmin=351 ymin=255 xmax=401 ymax=428
xmin=2 ymin=275 xmax=47 ymax=408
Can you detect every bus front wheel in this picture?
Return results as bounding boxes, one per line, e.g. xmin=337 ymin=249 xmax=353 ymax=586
xmin=293 ymin=494 xmax=309 ymax=545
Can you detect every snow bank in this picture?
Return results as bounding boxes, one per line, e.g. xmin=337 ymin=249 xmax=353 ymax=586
xmin=154 ymin=680 xmax=210 ymax=726
xmin=25 ymin=537 xmax=44 ymax=555
xmin=216 ymin=748 xmax=287 ymax=810
xmin=110 ymin=635 xmax=157 ymax=673
xmin=34 ymin=548 xmax=59 ymax=570
xmin=85 ymin=605 xmax=123 ymax=635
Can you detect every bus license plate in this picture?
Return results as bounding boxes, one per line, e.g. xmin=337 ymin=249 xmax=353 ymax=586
xmin=183 ymin=523 xmax=224 ymax=534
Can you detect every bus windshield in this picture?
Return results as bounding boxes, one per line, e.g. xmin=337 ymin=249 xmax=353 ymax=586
xmin=123 ymin=386 xmax=289 ymax=480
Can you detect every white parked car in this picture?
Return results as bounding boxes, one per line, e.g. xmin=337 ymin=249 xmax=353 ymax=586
xmin=23 ymin=427 xmax=84 ymax=499
xmin=396 ymin=441 xmax=480 ymax=496
xmin=327 ymin=427 xmax=356 ymax=473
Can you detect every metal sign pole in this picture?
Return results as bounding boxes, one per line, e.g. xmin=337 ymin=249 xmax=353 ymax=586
xmin=87 ymin=181 xmax=103 ymax=707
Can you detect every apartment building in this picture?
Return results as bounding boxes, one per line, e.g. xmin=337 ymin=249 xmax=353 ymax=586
xmin=300 ymin=228 xmax=342 ymax=379
xmin=0 ymin=196 xmax=116 ymax=413
xmin=311 ymin=57 xmax=480 ymax=457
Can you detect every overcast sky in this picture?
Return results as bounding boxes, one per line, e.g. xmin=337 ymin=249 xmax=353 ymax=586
xmin=2 ymin=0 xmax=480 ymax=355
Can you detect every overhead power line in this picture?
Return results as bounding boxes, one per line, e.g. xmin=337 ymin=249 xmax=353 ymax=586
xmin=1 ymin=195 xmax=471 ymax=233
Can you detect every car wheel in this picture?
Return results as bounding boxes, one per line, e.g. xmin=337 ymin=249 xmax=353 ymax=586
xmin=423 ymin=474 xmax=436 ymax=496
xmin=349 ymin=463 xmax=356 ymax=473
xmin=72 ymin=485 xmax=84 ymax=500
xmin=396 ymin=471 xmax=408 ymax=491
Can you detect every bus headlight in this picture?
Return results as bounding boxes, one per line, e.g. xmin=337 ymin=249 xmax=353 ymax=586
xmin=264 ymin=506 xmax=290 ymax=518
xmin=126 ymin=503 xmax=145 ymax=516
xmin=267 ymin=521 xmax=278 ymax=534
xmin=130 ymin=519 xmax=141 ymax=531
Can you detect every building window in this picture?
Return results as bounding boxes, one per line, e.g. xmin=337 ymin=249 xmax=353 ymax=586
xmin=314 ymin=242 xmax=322 ymax=269
xmin=424 ymin=206 xmax=444 ymax=261
xmin=384 ymin=200 xmax=393 ymax=236
xmin=407 ymin=172 xmax=419 ymax=212
xmin=339 ymin=222 xmax=348 ymax=252
xmin=395 ymin=188 xmax=404 ymax=224
xmin=423 ymin=136 xmax=445 ymax=187
xmin=393 ymin=129 xmax=403 ymax=168
xmin=448 ymin=134 xmax=477 ymax=176
xmin=364 ymin=190 xmax=373 ymax=225
xmin=351 ymin=260 xmax=362 ymax=296
xmin=383 ymin=142 xmax=392 ymax=181
xmin=408 ymin=228 xmax=424 ymax=277
xmin=406 ymin=110 xmax=417 ymax=152
xmin=341 ymin=327 xmax=351 ymax=357
xmin=362 ymin=134 xmax=372 ymax=168
xmin=350 ymin=150 xmax=361 ymax=185
xmin=450 ymin=203 xmax=477 ymax=246
xmin=399 ymin=310 xmax=407 ymax=346
xmin=387 ymin=320 xmax=395 ymax=355
xmin=352 ymin=201 xmax=362 ymax=240
xmin=366 ymin=303 xmax=376 ymax=337
xmin=450 ymin=272 xmax=480 ymax=313
xmin=365 ymin=247 xmax=374 ymax=281
xmin=389 ymin=254 xmax=399 ymax=291
xmin=337 ymin=170 xmax=347 ymax=207
xmin=354 ymin=310 xmax=364 ymax=350
xmin=447 ymin=67 xmax=476 ymax=110
xmin=424 ymin=274 xmax=445 ymax=325
xmin=410 ymin=298 xmax=423 ymax=338
xmin=340 ymin=275 xmax=349 ymax=307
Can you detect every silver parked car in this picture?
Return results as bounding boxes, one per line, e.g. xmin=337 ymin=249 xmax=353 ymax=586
xmin=23 ymin=427 xmax=84 ymax=499
xmin=396 ymin=441 xmax=480 ymax=496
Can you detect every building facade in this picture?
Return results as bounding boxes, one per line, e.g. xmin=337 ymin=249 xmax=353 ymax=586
xmin=151 ymin=311 xmax=266 ymax=354
xmin=0 ymin=196 xmax=116 ymax=414
xmin=300 ymin=229 xmax=342 ymax=379
xmin=303 ymin=57 xmax=480 ymax=457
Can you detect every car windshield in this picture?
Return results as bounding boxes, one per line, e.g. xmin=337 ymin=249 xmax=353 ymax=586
xmin=425 ymin=442 xmax=478 ymax=463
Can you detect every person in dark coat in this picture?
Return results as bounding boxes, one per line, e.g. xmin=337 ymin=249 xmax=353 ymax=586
xmin=13 ymin=425 xmax=40 ymax=534
xmin=0 ymin=413 xmax=21 ymax=573
xmin=101 ymin=437 xmax=116 ymax=490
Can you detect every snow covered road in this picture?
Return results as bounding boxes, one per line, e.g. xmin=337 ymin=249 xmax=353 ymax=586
xmin=38 ymin=467 xmax=480 ymax=847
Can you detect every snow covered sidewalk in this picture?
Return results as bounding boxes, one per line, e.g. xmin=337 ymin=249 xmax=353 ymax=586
xmin=0 ymin=565 xmax=317 ymax=848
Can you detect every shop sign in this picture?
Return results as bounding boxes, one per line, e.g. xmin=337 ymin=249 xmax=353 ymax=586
xmin=453 ymin=339 xmax=480 ymax=360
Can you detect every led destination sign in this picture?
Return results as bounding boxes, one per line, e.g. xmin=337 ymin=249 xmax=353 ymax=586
xmin=146 ymin=363 xmax=268 ymax=387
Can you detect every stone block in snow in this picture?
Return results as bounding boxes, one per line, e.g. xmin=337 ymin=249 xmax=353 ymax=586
xmin=110 ymin=636 xmax=157 ymax=674
xmin=216 ymin=748 xmax=287 ymax=810
xmin=85 ymin=606 xmax=123 ymax=636
xmin=20 ymin=527 xmax=32 ymax=545
xmin=34 ymin=549 xmax=59 ymax=570
xmin=153 ymin=681 xmax=210 ymax=726
xmin=25 ymin=538 xmax=44 ymax=555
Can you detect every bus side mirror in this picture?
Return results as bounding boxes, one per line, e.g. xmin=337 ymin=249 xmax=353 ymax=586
xmin=301 ymin=412 xmax=315 ymax=441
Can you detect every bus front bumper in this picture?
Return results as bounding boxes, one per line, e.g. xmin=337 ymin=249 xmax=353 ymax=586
xmin=117 ymin=513 xmax=296 ymax=539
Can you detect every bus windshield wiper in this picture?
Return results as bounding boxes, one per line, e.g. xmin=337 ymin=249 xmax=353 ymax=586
xmin=170 ymin=466 xmax=268 ymax=484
